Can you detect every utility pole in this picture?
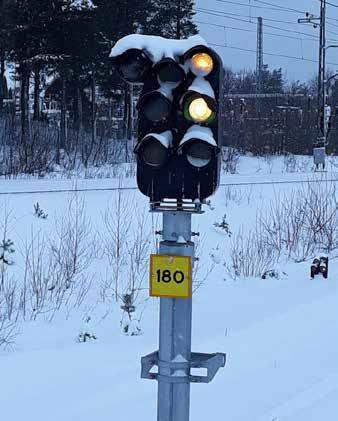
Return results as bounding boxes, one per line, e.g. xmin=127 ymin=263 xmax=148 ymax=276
xmin=256 ymin=16 xmax=263 ymax=113
xmin=298 ymin=3 xmax=326 ymax=170
xmin=320 ymin=0 xmax=326 ymax=143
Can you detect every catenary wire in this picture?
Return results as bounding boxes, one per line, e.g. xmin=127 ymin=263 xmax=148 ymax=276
xmin=235 ymin=0 xmax=338 ymax=24
xmin=196 ymin=7 xmax=323 ymax=36
xmin=196 ymin=7 xmax=338 ymax=45
xmin=208 ymin=41 xmax=338 ymax=66
xmin=253 ymin=0 xmax=311 ymax=14
xmin=216 ymin=0 xmax=302 ymax=14
xmin=196 ymin=6 xmax=338 ymax=33
xmin=196 ymin=19 xmax=319 ymax=42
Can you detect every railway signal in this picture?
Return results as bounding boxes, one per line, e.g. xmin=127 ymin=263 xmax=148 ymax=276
xmin=110 ymin=38 xmax=224 ymax=204
xmin=110 ymin=35 xmax=226 ymax=421
xmin=311 ymin=256 xmax=328 ymax=279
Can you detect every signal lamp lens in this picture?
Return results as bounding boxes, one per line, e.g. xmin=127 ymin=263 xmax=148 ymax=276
xmin=189 ymin=98 xmax=212 ymax=122
xmin=183 ymin=95 xmax=215 ymax=124
xmin=141 ymin=138 xmax=168 ymax=167
xmin=113 ymin=49 xmax=152 ymax=83
xmin=186 ymin=140 xmax=213 ymax=168
xmin=140 ymin=92 xmax=171 ymax=122
xmin=156 ymin=59 xmax=185 ymax=84
xmin=190 ymin=53 xmax=214 ymax=76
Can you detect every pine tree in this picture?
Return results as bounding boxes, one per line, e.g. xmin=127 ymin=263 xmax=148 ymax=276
xmin=261 ymin=65 xmax=284 ymax=94
xmin=5 ymin=0 xmax=68 ymax=141
xmin=147 ymin=0 xmax=198 ymax=39
xmin=94 ymin=0 xmax=154 ymax=96
xmin=93 ymin=0 xmax=156 ymax=140
xmin=0 ymin=0 xmax=11 ymax=113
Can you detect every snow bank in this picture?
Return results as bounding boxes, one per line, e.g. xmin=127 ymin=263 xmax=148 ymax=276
xmin=0 ymin=166 xmax=338 ymax=421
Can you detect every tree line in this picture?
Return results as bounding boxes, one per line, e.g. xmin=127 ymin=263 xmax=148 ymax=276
xmin=223 ymin=66 xmax=338 ymax=156
xmin=0 ymin=0 xmax=197 ymax=174
xmin=0 ymin=0 xmax=337 ymax=176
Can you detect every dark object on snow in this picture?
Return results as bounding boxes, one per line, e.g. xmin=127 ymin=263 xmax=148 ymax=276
xmin=78 ymin=332 xmax=97 ymax=343
xmin=262 ymin=269 xmax=279 ymax=279
xmin=34 ymin=202 xmax=48 ymax=219
xmin=311 ymin=256 xmax=328 ymax=279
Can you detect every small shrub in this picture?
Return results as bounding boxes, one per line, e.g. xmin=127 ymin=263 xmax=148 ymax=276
xmin=214 ymin=214 xmax=232 ymax=237
xmin=0 ymin=239 xmax=15 ymax=266
xmin=222 ymin=147 xmax=240 ymax=174
xmin=226 ymin=227 xmax=277 ymax=279
xmin=34 ymin=202 xmax=48 ymax=219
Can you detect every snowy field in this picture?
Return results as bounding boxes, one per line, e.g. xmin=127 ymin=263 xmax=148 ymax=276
xmin=0 ymin=154 xmax=337 ymax=421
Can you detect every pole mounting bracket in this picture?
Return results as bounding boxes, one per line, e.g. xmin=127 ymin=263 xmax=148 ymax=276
xmin=150 ymin=199 xmax=204 ymax=214
xmin=190 ymin=352 xmax=226 ymax=383
xmin=141 ymin=351 xmax=226 ymax=384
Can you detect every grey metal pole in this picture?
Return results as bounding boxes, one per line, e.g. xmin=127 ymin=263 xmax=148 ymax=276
xmin=157 ymin=212 xmax=194 ymax=421
xmin=141 ymin=210 xmax=225 ymax=419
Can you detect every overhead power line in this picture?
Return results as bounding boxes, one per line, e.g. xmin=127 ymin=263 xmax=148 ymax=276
xmin=196 ymin=7 xmax=311 ymax=27
xmin=263 ymin=22 xmax=323 ymax=40
xmin=195 ymin=3 xmax=338 ymax=70
xmin=198 ymin=3 xmax=338 ymax=26
xmin=322 ymin=0 xmax=338 ymax=8
xmin=196 ymin=7 xmax=338 ymax=42
xmin=208 ymin=41 xmax=338 ymax=66
xmin=216 ymin=0 xmax=300 ymax=13
xmin=196 ymin=6 xmax=338 ymax=40
xmin=196 ymin=20 xmax=318 ymax=42
xmin=255 ymin=0 xmax=338 ymax=24
xmin=253 ymin=0 xmax=309 ymax=14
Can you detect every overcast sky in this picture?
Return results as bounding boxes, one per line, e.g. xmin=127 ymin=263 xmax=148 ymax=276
xmin=195 ymin=0 xmax=338 ymax=82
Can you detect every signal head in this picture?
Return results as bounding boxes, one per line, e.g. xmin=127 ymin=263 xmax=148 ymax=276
xmin=181 ymin=77 xmax=217 ymax=125
xmin=110 ymin=48 xmax=153 ymax=83
xmin=154 ymin=58 xmax=186 ymax=84
xmin=319 ymin=265 xmax=327 ymax=274
xmin=183 ymin=45 xmax=216 ymax=77
xmin=138 ymin=89 xmax=172 ymax=123
xmin=183 ymin=93 xmax=216 ymax=125
xmin=190 ymin=52 xmax=214 ymax=77
xmin=114 ymin=35 xmax=225 ymax=203
xmin=185 ymin=140 xmax=213 ymax=168
xmin=319 ymin=257 xmax=328 ymax=274
xmin=178 ymin=126 xmax=219 ymax=168
xmin=134 ymin=131 xmax=172 ymax=168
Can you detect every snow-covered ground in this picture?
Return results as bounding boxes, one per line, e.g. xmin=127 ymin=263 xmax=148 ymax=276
xmin=0 ymin=155 xmax=337 ymax=421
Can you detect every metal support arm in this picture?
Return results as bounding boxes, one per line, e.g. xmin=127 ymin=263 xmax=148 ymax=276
xmin=141 ymin=351 xmax=226 ymax=384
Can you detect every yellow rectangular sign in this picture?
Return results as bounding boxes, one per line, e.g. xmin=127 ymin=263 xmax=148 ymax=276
xmin=150 ymin=254 xmax=192 ymax=299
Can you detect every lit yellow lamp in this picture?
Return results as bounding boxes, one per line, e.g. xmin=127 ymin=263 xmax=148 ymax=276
xmin=188 ymin=98 xmax=212 ymax=123
xmin=190 ymin=53 xmax=214 ymax=76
